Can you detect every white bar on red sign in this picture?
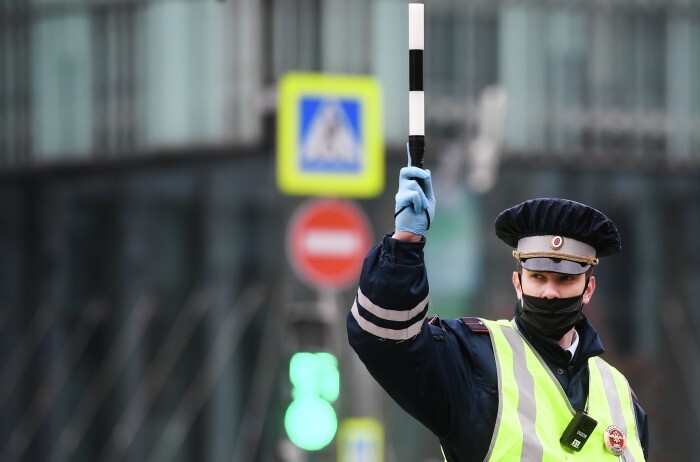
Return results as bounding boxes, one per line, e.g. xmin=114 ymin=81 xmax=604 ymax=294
xmin=303 ymin=230 xmax=362 ymax=257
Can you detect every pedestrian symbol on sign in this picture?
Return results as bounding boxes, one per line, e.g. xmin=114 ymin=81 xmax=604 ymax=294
xmin=337 ymin=418 xmax=383 ymax=462
xmin=300 ymin=97 xmax=362 ymax=173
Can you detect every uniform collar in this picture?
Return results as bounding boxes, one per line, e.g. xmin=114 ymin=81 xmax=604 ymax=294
xmin=565 ymin=329 xmax=580 ymax=361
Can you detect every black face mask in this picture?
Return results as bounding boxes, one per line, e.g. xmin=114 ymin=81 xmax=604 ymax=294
xmin=518 ymin=291 xmax=585 ymax=340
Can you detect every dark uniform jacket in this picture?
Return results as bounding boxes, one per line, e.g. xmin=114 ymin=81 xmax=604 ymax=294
xmin=347 ymin=235 xmax=649 ymax=462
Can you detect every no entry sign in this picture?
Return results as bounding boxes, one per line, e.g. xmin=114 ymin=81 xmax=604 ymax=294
xmin=287 ymin=199 xmax=373 ymax=289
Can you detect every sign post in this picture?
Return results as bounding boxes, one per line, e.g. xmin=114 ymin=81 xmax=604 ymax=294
xmin=284 ymin=199 xmax=373 ymax=452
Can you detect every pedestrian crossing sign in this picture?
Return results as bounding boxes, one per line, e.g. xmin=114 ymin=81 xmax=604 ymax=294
xmin=277 ymin=73 xmax=384 ymax=198
xmin=337 ymin=418 xmax=384 ymax=462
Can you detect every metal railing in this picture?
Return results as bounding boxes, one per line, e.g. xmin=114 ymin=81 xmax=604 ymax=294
xmin=0 ymin=283 xmax=273 ymax=462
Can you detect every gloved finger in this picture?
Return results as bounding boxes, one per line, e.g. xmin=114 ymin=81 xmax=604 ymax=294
xmin=395 ymin=190 xmax=414 ymax=211
xmin=396 ymin=188 xmax=427 ymax=213
xmin=396 ymin=188 xmax=423 ymax=208
xmin=413 ymin=189 xmax=427 ymax=212
xmin=421 ymin=169 xmax=435 ymax=200
xmin=399 ymin=181 xmax=428 ymax=210
xmin=404 ymin=180 xmax=429 ymax=209
xmin=399 ymin=166 xmax=430 ymax=180
xmin=409 ymin=189 xmax=424 ymax=213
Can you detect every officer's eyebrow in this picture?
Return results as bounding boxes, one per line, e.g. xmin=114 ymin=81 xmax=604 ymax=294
xmin=523 ymin=270 xmax=547 ymax=279
xmin=525 ymin=270 xmax=581 ymax=280
xmin=557 ymin=273 xmax=579 ymax=281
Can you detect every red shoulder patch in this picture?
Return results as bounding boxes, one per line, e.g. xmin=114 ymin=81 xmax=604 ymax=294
xmin=460 ymin=317 xmax=489 ymax=333
xmin=631 ymin=389 xmax=640 ymax=404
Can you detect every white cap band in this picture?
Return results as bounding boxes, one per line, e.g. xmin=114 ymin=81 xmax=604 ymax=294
xmin=517 ymin=235 xmax=596 ymax=260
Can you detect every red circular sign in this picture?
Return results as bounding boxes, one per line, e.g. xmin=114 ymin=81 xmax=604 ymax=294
xmin=287 ymin=199 xmax=373 ymax=289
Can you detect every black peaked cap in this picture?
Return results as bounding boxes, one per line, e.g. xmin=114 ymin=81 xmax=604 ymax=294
xmin=494 ymin=198 xmax=621 ymax=257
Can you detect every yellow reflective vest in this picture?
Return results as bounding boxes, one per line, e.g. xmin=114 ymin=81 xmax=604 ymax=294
xmin=458 ymin=318 xmax=646 ymax=461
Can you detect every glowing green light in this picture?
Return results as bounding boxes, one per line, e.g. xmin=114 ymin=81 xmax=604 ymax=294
xmin=285 ymin=352 xmax=340 ymax=450
xmin=289 ymin=352 xmax=339 ymax=402
xmin=284 ymin=395 xmax=338 ymax=451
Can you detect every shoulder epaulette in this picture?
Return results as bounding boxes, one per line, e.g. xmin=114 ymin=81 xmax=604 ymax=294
xmin=428 ymin=314 xmax=445 ymax=330
xmin=631 ymin=389 xmax=640 ymax=404
xmin=460 ymin=317 xmax=489 ymax=334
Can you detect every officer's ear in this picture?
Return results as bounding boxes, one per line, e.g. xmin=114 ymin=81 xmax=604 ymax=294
xmin=512 ymin=271 xmax=523 ymax=301
xmin=582 ymin=275 xmax=596 ymax=305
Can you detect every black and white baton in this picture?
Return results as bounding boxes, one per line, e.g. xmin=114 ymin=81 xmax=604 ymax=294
xmin=395 ymin=3 xmax=431 ymax=229
xmin=408 ymin=3 xmax=425 ymax=171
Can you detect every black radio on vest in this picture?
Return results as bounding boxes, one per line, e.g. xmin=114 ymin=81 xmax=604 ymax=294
xmin=560 ymin=410 xmax=598 ymax=451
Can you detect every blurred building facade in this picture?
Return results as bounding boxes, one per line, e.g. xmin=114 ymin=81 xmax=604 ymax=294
xmin=1 ymin=0 xmax=700 ymax=461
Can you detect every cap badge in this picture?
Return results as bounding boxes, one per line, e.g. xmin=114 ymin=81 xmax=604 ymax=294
xmin=603 ymin=425 xmax=626 ymax=456
xmin=549 ymin=236 xmax=564 ymax=251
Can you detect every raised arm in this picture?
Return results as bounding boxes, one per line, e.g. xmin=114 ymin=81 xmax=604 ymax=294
xmin=346 ymin=164 xmax=453 ymax=436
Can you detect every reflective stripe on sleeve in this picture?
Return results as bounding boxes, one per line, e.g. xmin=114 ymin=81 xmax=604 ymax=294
xmin=356 ymin=288 xmax=429 ymax=322
xmin=351 ymin=299 xmax=425 ymax=340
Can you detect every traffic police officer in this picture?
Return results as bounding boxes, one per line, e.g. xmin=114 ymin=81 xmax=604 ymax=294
xmin=347 ymin=164 xmax=649 ymax=461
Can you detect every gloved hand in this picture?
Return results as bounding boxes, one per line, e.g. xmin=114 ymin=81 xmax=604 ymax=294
xmin=394 ymin=147 xmax=436 ymax=236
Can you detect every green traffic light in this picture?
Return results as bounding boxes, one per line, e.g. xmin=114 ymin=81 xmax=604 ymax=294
xmin=285 ymin=352 xmax=340 ymax=450
xmin=289 ymin=352 xmax=339 ymax=402
xmin=284 ymin=395 xmax=338 ymax=451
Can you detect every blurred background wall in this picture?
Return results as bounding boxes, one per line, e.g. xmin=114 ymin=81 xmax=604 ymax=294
xmin=1 ymin=0 xmax=699 ymax=461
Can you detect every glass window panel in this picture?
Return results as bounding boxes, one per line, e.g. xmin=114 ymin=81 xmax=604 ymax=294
xmin=667 ymin=16 xmax=700 ymax=159
xmin=500 ymin=5 xmax=549 ymax=149
xmin=271 ymin=0 xmax=321 ymax=80
xmin=321 ymin=0 xmax=371 ymax=74
xmin=587 ymin=9 xmax=667 ymax=155
xmin=143 ymin=0 xmax=224 ymax=147
xmin=546 ymin=9 xmax=587 ymax=150
xmin=371 ymin=0 xmax=406 ymax=144
xmin=31 ymin=12 xmax=93 ymax=159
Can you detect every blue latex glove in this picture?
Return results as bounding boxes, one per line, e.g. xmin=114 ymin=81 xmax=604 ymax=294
xmin=394 ymin=146 xmax=436 ymax=235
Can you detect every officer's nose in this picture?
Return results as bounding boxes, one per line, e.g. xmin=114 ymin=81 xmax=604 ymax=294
xmin=541 ymin=285 xmax=560 ymax=299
